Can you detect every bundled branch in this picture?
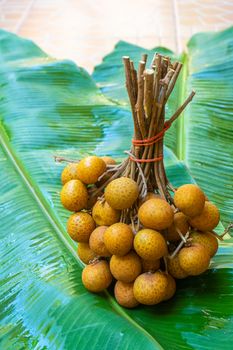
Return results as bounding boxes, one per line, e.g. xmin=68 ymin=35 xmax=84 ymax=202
xmin=90 ymin=53 xmax=195 ymax=224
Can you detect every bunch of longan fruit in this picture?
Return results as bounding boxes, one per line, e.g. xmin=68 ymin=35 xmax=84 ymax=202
xmin=60 ymin=155 xmax=220 ymax=308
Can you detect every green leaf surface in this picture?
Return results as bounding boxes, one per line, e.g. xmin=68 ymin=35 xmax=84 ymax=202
xmin=0 ymin=29 xmax=233 ymax=350
xmin=185 ymin=28 xmax=233 ymax=226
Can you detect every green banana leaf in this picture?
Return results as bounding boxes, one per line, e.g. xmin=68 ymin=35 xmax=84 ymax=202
xmin=0 ymin=28 xmax=233 ymax=350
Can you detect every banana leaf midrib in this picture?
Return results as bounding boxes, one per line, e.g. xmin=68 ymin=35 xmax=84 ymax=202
xmin=176 ymin=52 xmax=188 ymax=161
xmin=0 ymin=120 xmax=164 ymax=350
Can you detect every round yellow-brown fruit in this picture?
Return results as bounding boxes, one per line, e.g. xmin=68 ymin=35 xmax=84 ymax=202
xmin=114 ymin=281 xmax=139 ymax=308
xmin=77 ymin=243 xmax=97 ymax=264
xmin=60 ymin=179 xmax=88 ymax=212
xmin=105 ymin=177 xmax=139 ymax=210
xmin=76 ymin=156 xmax=106 ymax=184
xmin=104 ymin=223 xmax=134 ymax=256
xmin=82 ymin=260 xmax=112 ymax=292
xmin=61 ymin=162 xmax=79 ymax=184
xmin=189 ymin=201 xmax=220 ymax=232
xmin=141 ymin=259 xmax=160 ymax=273
xmin=89 ymin=226 xmax=111 ymax=257
xmin=92 ymin=200 xmax=120 ymax=226
xmin=178 ymin=243 xmax=210 ymax=276
xmin=167 ymin=255 xmax=188 ymax=279
xmin=138 ymin=198 xmax=174 ymax=230
xmin=190 ymin=231 xmax=218 ymax=257
xmin=163 ymin=274 xmax=176 ymax=301
xmin=174 ymin=184 xmax=205 ymax=217
xmin=110 ymin=251 xmax=142 ymax=283
xmin=134 ymin=229 xmax=168 ymax=260
xmin=166 ymin=212 xmax=189 ymax=242
xmin=67 ymin=212 xmax=95 ymax=242
xmin=133 ymin=271 xmax=168 ymax=305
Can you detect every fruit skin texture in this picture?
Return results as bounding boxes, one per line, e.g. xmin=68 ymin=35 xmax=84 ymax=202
xmin=105 ymin=177 xmax=139 ymax=210
xmin=82 ymin=260 xmax=113 ymax=293
xmin=60 ymin=179 xmax=88 ymax=212
xmin=92 ymin=200 xmax=120 ymax=226
xmin=167 ymin=255 xmax=188 ymax=279
xmin=142 ymin=259 xmax=160 ymax=272
xmin=77 ymin=243 xmax=97 ymax=264
xmin=67 ymin=212 xmax=95 ymax=242
xmin=174 ymin=184 xmax=205 ymax=218
xmin=76 ymin=156 xmax=106 ymax=184
xmin=110 ymin=251 xmax=142 ymax=283
xmin=163 ymin=274 xmax=176 ymax=301
xmin=61 ymin=163 xmax=79 ymax=184
xmin=104 ymin=223 xmax=134 ymax=256
xmin=114 ymin=281 xmax=139 ymax=308
xmin=134 ymin=229 xmax=168 ymax=260
xmin=138 ymin=198 xmax=174 ymax=230
xmin=133 ymin=272 xmax=168 ymax=305
xmin=178 ymin=243 xmax=210 ymax=276
xmin=190 ymin=231 xmax=218 ymax=257
xmin=189 ymin=201 xmax=220 ymax=232
xmin=89 ymin=226 xmax=111 ymax=257
xmin=166 ymin=212 xmax=189 ymax=242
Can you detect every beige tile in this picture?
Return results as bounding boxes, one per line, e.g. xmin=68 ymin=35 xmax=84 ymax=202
xmin=0 ymin=0 xmax=232 ymax=71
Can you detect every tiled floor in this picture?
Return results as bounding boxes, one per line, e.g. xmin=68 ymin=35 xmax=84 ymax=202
xmin=0 ymin=0 xmax=232 ymax=72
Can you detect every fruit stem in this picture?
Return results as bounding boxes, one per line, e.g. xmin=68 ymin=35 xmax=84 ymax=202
xmin=163 ymin=257 xmax=168 ymax=273
xmin=212 ymin=223 xmax=233 ymax=240
xmin=169 ymin=230 xmax=190 ymax=259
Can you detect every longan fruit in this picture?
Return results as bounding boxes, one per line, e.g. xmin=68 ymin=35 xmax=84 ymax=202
xmin=92 ymin=200 xmax=120 ymax=226
xmin=89 ymin=226 xmax=111 ymax=257
xmin=166 ymin=212 xmax=189 ymax=242
xmin=82 ymin=260 xmax=112 ymax=293
xmin=163 ymin=274 xmax=176 ymax=301
xmin=190 ymin=231 xmax=218 ymax=257
xmin=167 ymin=255 xmax=188 ymax=279
xmin=189 ymin=201 xmax=220 ymax=232
xmin=178 ymin=243 xmax=210 ymax=276
xmin=133 ymin=271 xmax=168 ymax=305
xmin=61 ymin=163 xmax=79 ymax=184
xmin=76 ymin=156 xmax=106 ymax=184
xmin=174 ymin=184 xmax=205 ymax=217
xmin=77 ymin=243 xmax=97 ymax=264
xmin=114 ymin=281 xmax=139 ymax=308
xmin=104 ymin=223 xmax=134 ymax=256
xmin=138 ymin=198 xmax=174 ymax=230
xmin=141 ymin=259 xmax=160 ymax=272
xmin=60 ymin=179 xmax=88 ymax=212
xmin=105 ymin=177 xmax=139 ymax=210
xmin=110 ymin=251 xmax=142 ymax=283
xmin=134 ymin=229 xmax=168 ymax=260
xmin=67 ymin=212 xmax=95 ymax=242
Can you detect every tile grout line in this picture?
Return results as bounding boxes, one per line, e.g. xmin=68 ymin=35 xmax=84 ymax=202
xmin=14 ymin=0 xmax=35 ymax=34
xmin=172 ymin=0 xmax=182 ymax=53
